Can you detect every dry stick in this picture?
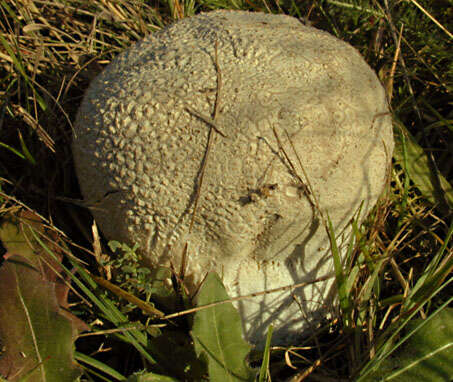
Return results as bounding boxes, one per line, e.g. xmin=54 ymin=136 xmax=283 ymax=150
xmin=12 ymin=104 xmax=55 ymax=153
xmin=283 ymin=347 xmax=311 ymax=370
xmin=62 ymin=48 xmax=117 ymax=101
xmin=188 ymin=39 xmax=224 ymax=234
xmin=292 ymin=358 xmax=323 ymax=382
xmin=386 ymin=23 xmax=403 ymax=102
xmin=89 ymin=272 xmax=166 ymax=318
xmin=163 ymin=274 xmax=333 ymax=320
xmin=286 ymin=335 xmax=346 ymax=382
xmin=389 ymin=256 xmax=408 ymax=292
xmin=77 ymin=324 xmax=165 ymax=338
xmin=182 ymin=40 xmax=223 ymax=280
xmin=184 ymin=131 xmax=215 ymax=232
xmin=184 ymin=106 xmax=227 ymax=137
xmin=271 ymin=125 xmax=317 ymax=211
xmin=284 ymin=128 xmax=322 ymax=215
xmin=212 ymin=39 xmax=222 ymax=120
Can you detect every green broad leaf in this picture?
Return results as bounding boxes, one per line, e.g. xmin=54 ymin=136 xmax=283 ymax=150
xmin=366 ymin=307 xmax=453 ymax=381
xmin=394 ymin=121 xmax=453 ymax=213
xmin=0 ymin=256 xmax=82 ymax=381
xmin=191 ymin=272 xmax=254 ymax=382
xmin=147 ymin=328 xmax=206 ymax=380
xmin=0 ymin=212 xmax=85 ymax=381
xmin=0 ymin=212 xmax=61 ymax=271
xmin=0 ymin=212 xmax=89 ymax=332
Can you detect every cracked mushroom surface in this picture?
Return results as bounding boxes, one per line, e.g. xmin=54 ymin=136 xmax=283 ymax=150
xmin=73 ymin=10 xmax=394 ymax=345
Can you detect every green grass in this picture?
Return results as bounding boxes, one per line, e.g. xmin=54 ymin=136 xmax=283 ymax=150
xmin=0 ymin=0 xmax=452 ymax=381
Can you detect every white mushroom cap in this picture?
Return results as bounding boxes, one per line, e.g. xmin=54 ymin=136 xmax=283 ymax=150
xmin=73 ymin=10 xmax=393 ymax=345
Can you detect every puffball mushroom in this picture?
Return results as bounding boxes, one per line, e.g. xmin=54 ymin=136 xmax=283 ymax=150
xmin=73 ymin=10 xmax=394 ymax=345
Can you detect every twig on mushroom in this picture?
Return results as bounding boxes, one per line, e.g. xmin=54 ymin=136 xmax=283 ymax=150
xmin=188 ymin=40 xmax=224 ymax=233
xmin=272 ymin=125 xmax=316 ymax=210
xmin=284 ymin=128 xmax=323 ymax=217
xmin=162 ymin=274 xmax=334 ymax=320
xmin=212 ymin=40 xmax=222 ymax=120
xmin=184 ymin=105 xmax=227 ymax=138
xmin=183 ymin=40 xmax=224 ymax=281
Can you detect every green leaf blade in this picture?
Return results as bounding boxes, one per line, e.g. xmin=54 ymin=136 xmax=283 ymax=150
xmin=191 ymin=272 xmax=254 ymax=382
xmin=0 ymin=258 xmax=82 ymax=382
xmin=127 ymin=370 xmax=180 ymax=381
xmin=366 ymin=307 xmax=453 ymax=382
xmin=394 ymin=122 xmax=453 ymax=213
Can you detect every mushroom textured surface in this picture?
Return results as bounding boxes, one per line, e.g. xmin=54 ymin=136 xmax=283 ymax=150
xmin=73 ymin=10 xmax=394 ymax=345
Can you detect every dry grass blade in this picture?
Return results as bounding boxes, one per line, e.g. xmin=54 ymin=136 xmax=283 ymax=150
xmin=184 ymin=105 xmax=227 ymax=137
xmin=12 ymin=105 xmax=55 ymax=152
xmin=290 ymin=358 xmax=322 ymax=382
xmin=77 ymin=323 xmax=166 ymax=338
xmin=163 ymin=274 xmax=333 ymax=320
xmin=89 ymin=273 xmax=165 ymax=318
xmin=188 ymin=39 xmax=225 ymax=233
xmin=398 ymin=34 xmax=450 ymax=92
xmin=385 ymin=23 xmax=403 ymax=101
xmin=178 ymin=40 xmax=225 ymax=285
xmin=271 ymin=125 xmax=317 ymax=210
xmin=408 ymin=0 xmax=453 ymax=38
